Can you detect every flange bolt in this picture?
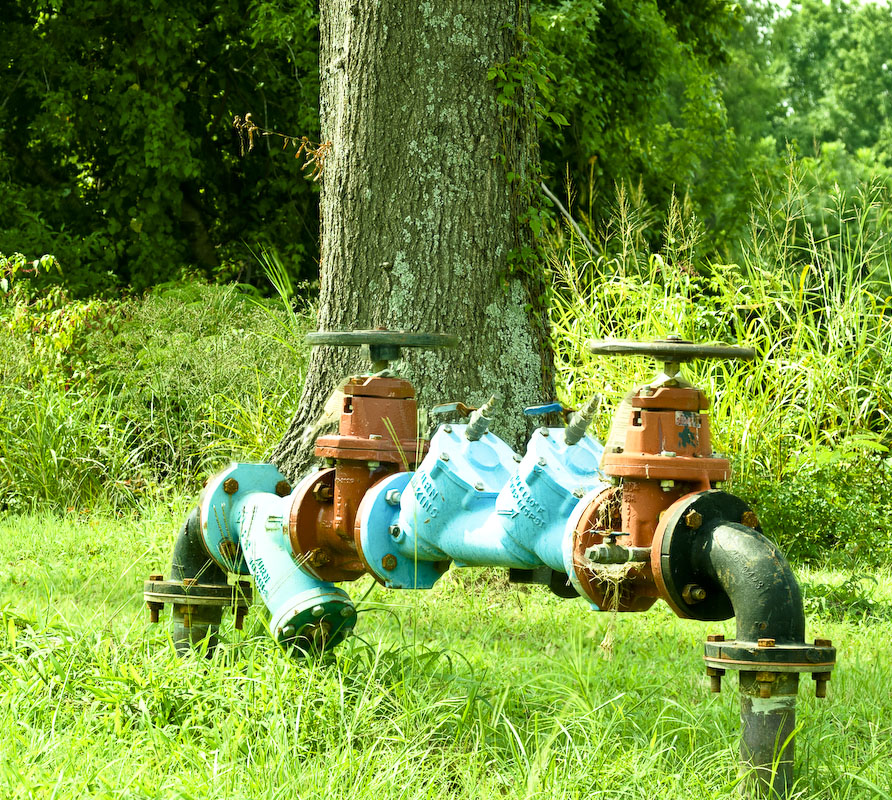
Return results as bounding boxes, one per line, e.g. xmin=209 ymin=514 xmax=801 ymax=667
xmin=275 ymin=480 xmax=292 ymax=497
xmin=684 ymin=510 xmax=702 ymax=529
xmin=682 ymin=583 xmax=707 ymax=604
xmin=757 ymin=638 xmax=776 ymax=648
xmin=385 ymin=489 xmax=402 ymax=506
xmin=382 ymin=554 xmax=398 ymax=571
xmin=223 ymin=478 xmax=239 ymax=495
xmin=311 ymin=605 xmax=325 ymax=618
xmin=388 ymin=524 xmax=401 ymax=539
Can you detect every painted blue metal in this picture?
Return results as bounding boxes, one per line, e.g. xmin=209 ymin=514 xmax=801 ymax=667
xmin=200 ymin=463 xmax=285 ymax=575
xmin=359 ymin=423 xmax=609 ymax=581
xmin=356 ymin=471 xmax=447 ymax=589
xmin=495 ymin=426 xmax=607 ymax=571
xmin=523 ymin=402 xmax=564 ymax=416
xmin=201 ymin=464 xmax=356 ymax=650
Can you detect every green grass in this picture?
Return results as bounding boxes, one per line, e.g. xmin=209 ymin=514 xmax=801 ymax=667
xmin=1 ymin=509 xmax=890 ymax=799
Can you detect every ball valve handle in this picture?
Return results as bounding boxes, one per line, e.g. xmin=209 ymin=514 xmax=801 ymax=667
xmin=306 ymin=329 xmax=458 ymax=372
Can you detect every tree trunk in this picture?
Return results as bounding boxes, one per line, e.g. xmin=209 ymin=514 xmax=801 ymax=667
xmin=273 ymin=0 xmax=554 ymax=480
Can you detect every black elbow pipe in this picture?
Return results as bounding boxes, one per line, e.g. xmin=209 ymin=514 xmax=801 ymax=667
xmin=653 ymin=491 xmax=836 ymax=799
xmin=693 ymin=522 xmax=805 ymax=645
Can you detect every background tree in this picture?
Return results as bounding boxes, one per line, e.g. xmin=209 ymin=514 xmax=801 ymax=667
xmin=271 ymin=0 xmax=555 ymax=478
xmin=0 ymin=0 xmax=320 ymax=292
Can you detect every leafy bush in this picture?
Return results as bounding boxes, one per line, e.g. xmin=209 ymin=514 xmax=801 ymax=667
xmin=0 ymin=261 xmax=313 ymax=511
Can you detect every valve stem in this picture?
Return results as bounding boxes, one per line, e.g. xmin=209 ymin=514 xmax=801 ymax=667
xmin=465 ymin=396 xmax=497 ymax=441
xmin=564 ymin=395 xmax=599 ymax=445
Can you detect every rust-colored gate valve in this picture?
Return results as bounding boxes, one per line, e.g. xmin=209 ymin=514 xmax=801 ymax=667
xmin=570 ymin=336 xmax=836 ymax=798
xmin=289 ymin=330 xmax=457 ymax=582
xmin=569 ymin=336 xmax=754 ymax=611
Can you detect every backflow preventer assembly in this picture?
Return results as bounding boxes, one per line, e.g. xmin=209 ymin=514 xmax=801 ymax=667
xmin=145 ymin=331 xmax=836 ymax=798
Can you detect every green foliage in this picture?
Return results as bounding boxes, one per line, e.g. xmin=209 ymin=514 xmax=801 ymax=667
xmin=533 ymin=0 xmax=746 ymax=240
xmin=803 ymin=574 xmax=892 ymax=624
xmin=0 ymin=275 xmax=312 ymax=511
xmin=0 ymin=0 xmax=320 ymax=293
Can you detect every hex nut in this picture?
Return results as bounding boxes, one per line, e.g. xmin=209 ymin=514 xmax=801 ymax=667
xmin=474 ymin=482 xmax=485 ymax=491
xmin=275 ymin=480 xmax=292 ymax=497
xmin=307 ymin=548 xmax=331 ymax=567
xmin=149 ymin=572 xmax=164 ymax=581
xmin=443 ymin=425 xmax=453 ymax=433
xmin=684 ymin=510 xmax=703 ymax=529
xmin=340 ymin=605 xmax=355 ymax=617
xmin=385 ymin=489 xmax=402 ymax=506
xmin=706 ymin=634 xmax=725 ymax=642
xmin=223 ymin=478 xmax=239 ymax=494
xmin=311 ymin=605 xmax=325 ymax=618
xmin=388 ymin=525 xmax=401 ymax=539
xmin=182 ymin=578 xmax=198 ymax=588
xmin=815 ymin=638 xmax=832 ymax=647
xmin=682 ymin=583 xmax=707 ymax=604
xmin=381 ymin=554 xmax=398 ymax=571
xmin=312 ymin=482 xmax=333 ymax=502
xmin=757 ymin=638 xmax=776 ymax=648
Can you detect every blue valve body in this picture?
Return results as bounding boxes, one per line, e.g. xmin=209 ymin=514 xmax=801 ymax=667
xmin=357 ymin=424 xmax=608 ymax=585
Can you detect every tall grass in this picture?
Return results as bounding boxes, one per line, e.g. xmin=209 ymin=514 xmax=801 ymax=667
xmin=549 ymin=178 xmax=892 ymax=479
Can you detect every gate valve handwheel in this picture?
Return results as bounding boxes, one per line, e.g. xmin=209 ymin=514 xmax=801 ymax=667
xmin=587 ymin=336 xmax=755 ymax=384
xmin=307 ymin=330 xmax=458 ymax=372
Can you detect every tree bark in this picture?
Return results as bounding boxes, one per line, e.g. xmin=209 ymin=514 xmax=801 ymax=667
xmin=273 ymin=0 xmax=554 ymax=480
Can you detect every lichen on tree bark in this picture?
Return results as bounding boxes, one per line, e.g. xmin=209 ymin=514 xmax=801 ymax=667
xmin=273 ymin=0 xmax=555 ymax=480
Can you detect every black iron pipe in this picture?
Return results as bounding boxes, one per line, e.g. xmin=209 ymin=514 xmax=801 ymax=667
xmin=169 ymin=507 xmax=229 ymax=655
xmin=694 ymin=522 xmax=805 ymax=798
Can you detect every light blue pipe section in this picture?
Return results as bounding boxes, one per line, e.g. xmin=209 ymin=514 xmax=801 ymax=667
xmin=359 ymin=424 xmax=609 ymax=582
xmin=201 ymin=464 xmax=355 ymax=652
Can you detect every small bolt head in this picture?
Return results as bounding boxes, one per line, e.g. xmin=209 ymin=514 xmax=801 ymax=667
xmin=610 ymin=446 xmax=624 ymax=454
xmin=312 ymin=482 xmax=333 ymax=502
xmin=682 ymin=583 xmax=707 ymax=604
xmin=311 ymin=605 xmax=325 ymax=618
xmin=474 ymin=481 xmax=485 ymax=491
xmin=223 ymin=478 xmax=239 ymax=494
xmin=340 ymin=605 xmax=355 ymax=617
xmin=706 ymin=634 xmax=725 ymax=642
xmin=537 ymin=458 xmax=547 ymax=467
xmin=684 ymin=510 xmax=703 ymax=529
xmin=282 ymin=625 xmax=295 ymax=637
xmin=149 ymin=572 xmax=164 ymax=582
xmin=182 ymin=578 xmax=198 ymax=588
xmin=388 ymin=524 xmax=401 ymax=538
xmin=815 ymin=638 xmax=832 ymax=647
xmin=369 ymin=434 xmax=383 ymax=440
xmin=539 ymin=427 xmax=550 ymax=437
xmin=381 ymin=554 xmax=398 ymax=571
xmin=440 ymin=452 xmax=450 ymax=462
xmin=741 ymin=510 xmax=760 ymax=528
xmin=572 ymin=488 xmax=585 ymax=499
xmin=443 ymin=424 xmax=453 ymax=433
xmin=660 ymin=479 xmax=675 ymax=492
xmin=275 ymin=480 xmax=292 ymax=497
xmin=660 ymin=450 xmax=677 ymax=457
xmin=666 ymin=333 xmax=682 ymax=342
xmin=385 ymin=489 xmax=402 ymax=506
xmin=512 ymin=453 xmax=523 ymax=463
xmin=757 ymin=638 xmax=776 ymax=648
xmin=307 ymin=548 xmax=331 ymax=567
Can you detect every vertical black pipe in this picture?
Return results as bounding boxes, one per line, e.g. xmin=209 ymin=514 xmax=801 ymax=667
xmin=694 ymin=523 xmax=806 ymax=798
xmin=169 ymin=507 xmax=229 ymax=655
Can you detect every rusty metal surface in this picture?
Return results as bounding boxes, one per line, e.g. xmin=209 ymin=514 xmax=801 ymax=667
xmin=570 ymin=487 xmax=658 ymax=611
xmin=288 ymin=466 xmax=385 ymax=582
